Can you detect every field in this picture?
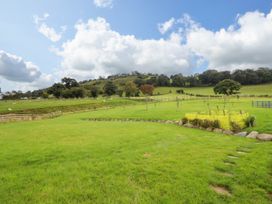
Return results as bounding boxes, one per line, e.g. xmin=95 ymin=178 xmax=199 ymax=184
xmin=155 ymin=83 xmax=272 ymax=96
xmin=1 ymin=92 xmax=272 ymax=203
xmin=0 ymin=98 xmax=137 ymax=114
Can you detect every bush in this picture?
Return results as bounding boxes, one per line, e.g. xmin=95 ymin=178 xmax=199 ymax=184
xmin=202 ymin=119 xmax=211 ymax=128
xmin=182 ymin=117 xmax=188 ymax=124
xmin=230 ymin=121 xmax=242 ymax=132
xmin=213 ymin=120 xmax=220 ymax=129
xmin=190 ymin=119 xmax=201 ymax=127
xmin=176 ymin=89 xmax=184 ymax=94
xmin=245 ymin=116 xmax=256 ymax=127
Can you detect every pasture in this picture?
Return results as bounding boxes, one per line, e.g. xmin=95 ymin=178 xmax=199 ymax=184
xmin=155 ymin=83 xmax=272 ymax=96
xmin=0 ymin=96 xmax=272 ymax=203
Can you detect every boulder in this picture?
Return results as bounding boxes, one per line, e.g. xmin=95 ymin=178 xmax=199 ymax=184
xmin=165 ymin=120 xmax=174 ymax=124
xmin=178 ymin=121 xmax=183 ymax=126
xmin=235 ymin=132 xmax=248 ymax=137
xmin=223 ymin=130 xmax=234 ymax=135
xmin=184 ymin=123 xmax=194 ymax=128
xmin=246 ymin=131 xmax=259 ymax=139
xmin=213 ymin=128 xmax=223 ymax=133
xmin=257 ymin=134 xmax=272 ymax=141
xmin=206 ymin=128 xmax=213 ymax=132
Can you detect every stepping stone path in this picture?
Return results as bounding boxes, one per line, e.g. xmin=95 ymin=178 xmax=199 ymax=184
xmin=88 ymin=118 xmax=271 ymax=198
xmin=212 ymin=145 xmax=254 ymax=197
xmin=210 ymin=185 xmax=231 ymax=197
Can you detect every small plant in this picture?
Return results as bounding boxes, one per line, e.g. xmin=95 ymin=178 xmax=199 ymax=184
xmin=190 ymin=119 xmax=201 ymax=127
xmin=176 ymin=89 xmax=184 ymax=94
xmin=213 ymin=120 xmax=220 ymax=129
xmin=201 ymin=119 xmax=211 ymax=128
xmin=245 ymin=116 xmax=256 ymax=127
xmin=230 ymin=121 xmax=242 ymax=132
xmin=182 ymin=117 xmax=188 ymax=124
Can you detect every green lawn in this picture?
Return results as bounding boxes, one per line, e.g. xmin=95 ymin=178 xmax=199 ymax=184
xmin=1 ymin=97 xmax=272 ymax=203
xmin=0 ymin=113 xmax=271 ymax=203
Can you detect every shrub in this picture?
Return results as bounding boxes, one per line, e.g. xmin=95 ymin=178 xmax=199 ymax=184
xmin=176 ymin=89 xmax=184 ymax=94
xmin=230 ymin=121 xmax=242 ymax=132
xmin=245 ymin=116 xmax=256 ymax=127
xmin=190 ymin=119 xmax=201 ymax=127
xmin=213 ymin=120 xmax=220 ymax=129
xmin=182 ymin=117 xmax=188 ymax=124
xmin=202 ymin=119 xmax=211 ymax=128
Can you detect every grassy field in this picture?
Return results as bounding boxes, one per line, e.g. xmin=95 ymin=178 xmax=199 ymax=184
xmin=0 ymin=98 xmax=137 ymax=114
xmin=0 ymin=111 xmax=271 ymax=203
xmin=1 ymin=93 xmax=272 ymax=203
xmin=155 ymin=83 xmax=272 ymax=96
xmin=85 ymin=98 xmax=272 ymax=133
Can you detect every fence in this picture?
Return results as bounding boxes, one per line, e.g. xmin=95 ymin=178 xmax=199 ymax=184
xmin=252 ymin=101 xmax=272 ymax=108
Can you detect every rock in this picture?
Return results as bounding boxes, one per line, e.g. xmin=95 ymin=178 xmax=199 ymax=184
xmin=223 ymin=130 xmax=234 ymax=135
xmin=206 ymin=128 xmax=213 ymax=132
xmin=235 ymin=132 xmax=248 ymax=137
xmin=257 ymin=134 xmax=272 ymax=141
xmin=246 ymin=131 xmax=259 ymax=139
xmin=184 ymin=123 xmax=194 ymax=128
xmin=165 ymin=120 xmax=173 ymax=124
xmin=213 ymin=128 xmax=223 ymax=133
xmin=178 ymin=121 xmax=183 ymax=126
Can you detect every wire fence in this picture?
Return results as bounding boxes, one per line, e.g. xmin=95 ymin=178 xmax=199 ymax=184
xmin=252 ymin=101 xmax=272 ymax=108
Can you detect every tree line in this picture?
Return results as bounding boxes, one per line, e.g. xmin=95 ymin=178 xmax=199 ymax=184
xmin=1 ymin=68 xmax=271 ymax=99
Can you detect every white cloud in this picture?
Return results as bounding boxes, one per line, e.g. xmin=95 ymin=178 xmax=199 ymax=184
xmin=184 ymin=10 xmax=272 ymax=70
xmin=93 ymin=0 xmax=113 ymax=8
xmin=158 ymin=18 xmax=175 ymax=34
xmin=0 ymin=50 xmax=41 ymax=82
xmin=0 ymin=50 xmax=54 ymax=91
xmin=55 ymin=17 xmax=194 ymax=80
xmin=33 ymin=13 xmax=65 ymax=42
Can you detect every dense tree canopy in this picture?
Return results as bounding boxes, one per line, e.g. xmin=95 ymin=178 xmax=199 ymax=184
xmin=214 ymin=79 xmax=241 ymax=96
xmin=103 ymin=81 xmax=117 ymax=96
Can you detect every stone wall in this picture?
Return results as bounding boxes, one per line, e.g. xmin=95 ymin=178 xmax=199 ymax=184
xmin=0 ymin=111 xmax=62 ymax=123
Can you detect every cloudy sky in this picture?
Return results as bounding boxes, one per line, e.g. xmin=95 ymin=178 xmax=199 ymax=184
xmin=0 ymin=0 xmax=271 ymax=91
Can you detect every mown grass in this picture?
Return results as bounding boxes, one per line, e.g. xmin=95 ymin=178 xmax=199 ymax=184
xmin=0 ymin=113 xmax=271 ymax=203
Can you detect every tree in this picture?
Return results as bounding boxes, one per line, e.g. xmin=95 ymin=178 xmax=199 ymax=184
xmin=61 ymin=77 xmax=79 ymax=89
xmin=124 ymin=82 xmax=138 ymax=97
xmin=103 ymin=81 xmax=117 ymax=96
xmin=156 ymin=74 xmax=170 ymax=86
xmin=90 ymin=86 xmax=99 ymax=98
xmin=140 ymin=84 xmax=154 ymax=96
xmin=48 ymin=83 xmax=65 ymax=98
xmin=61 ymin=87 xmax=85 ymax=98
xmin=171 ymin=74 xmax=185 ymax=87
xmin=214 ymin=79 xmax=241 ymax=96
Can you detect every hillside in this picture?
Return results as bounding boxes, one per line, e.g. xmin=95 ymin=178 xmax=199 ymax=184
xmin=155 ymin=83 xmax=272 ymax=96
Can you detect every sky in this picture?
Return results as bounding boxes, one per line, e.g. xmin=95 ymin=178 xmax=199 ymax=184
xmin=0 ymin=0 xmax=272 ymax=92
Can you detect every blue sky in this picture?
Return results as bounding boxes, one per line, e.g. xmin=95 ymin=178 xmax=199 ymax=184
xmin=0 ymin=0 xmax=272 ymax=91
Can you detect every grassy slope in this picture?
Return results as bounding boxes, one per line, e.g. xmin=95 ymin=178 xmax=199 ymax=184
xmin=155 ymin=83 xmax=272 ymax=96
xmin=0 ymin=113 xmax=271 ymax=203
